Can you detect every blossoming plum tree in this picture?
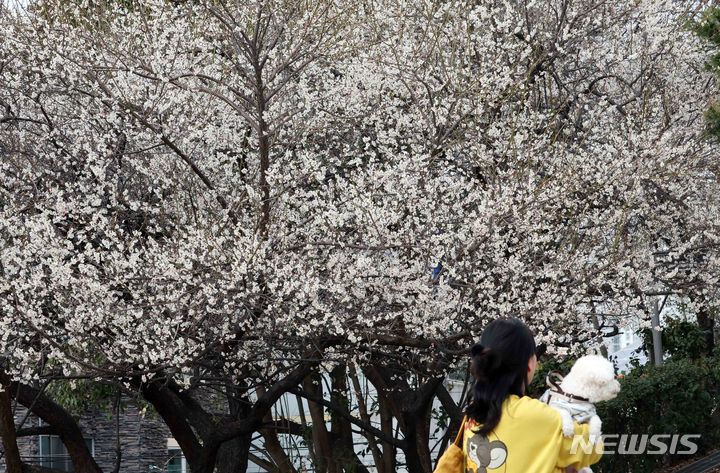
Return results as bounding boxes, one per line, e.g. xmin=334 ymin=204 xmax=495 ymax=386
xmin=1 ymin=0 xmax=719 ymax=471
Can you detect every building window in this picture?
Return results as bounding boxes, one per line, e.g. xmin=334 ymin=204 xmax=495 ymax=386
xmin=38 ymin=436 xmax=94 ymax=472
xmin=168 ymin=447 xmax=189 ymax=473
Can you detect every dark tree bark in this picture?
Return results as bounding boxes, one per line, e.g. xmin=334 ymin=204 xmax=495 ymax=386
xmin=330 ymin=365 xmax=356 ymax=471
xmin=379 ymin=397 xmax=397 ymax=473
xmin=256 ymin=385 xmax=297 ymax=473
xmin=303 ymin=371 xmax=332 ymax=473
xmin=0 ymin=381 xmax=23 ymax=473
xmin=696 ymin=301 xmax=715 ymax=354
xmin=0 ymin=370 xmax=102 ymax=473
xmin=110 ymin=390 xmax=122 ymax=473
xmin=216 ymin=437 xmax=252 ymax=473
xmin=364 ymin=366 xmax=443 ymax=473
xmin=138 ymin=359 xmax=317 ymax=473
xmin=139 ymin=379 xmax=204 ymax=467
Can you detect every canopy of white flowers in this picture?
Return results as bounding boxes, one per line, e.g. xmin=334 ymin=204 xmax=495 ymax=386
xmin=0 ymin=0 xmax=719 ymax=384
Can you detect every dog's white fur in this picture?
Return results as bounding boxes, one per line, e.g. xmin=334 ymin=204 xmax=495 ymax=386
xmin=560 ymin=355 xmax=621 ymax=404
xmin=547 ymin=355 xmax=621 ymax=473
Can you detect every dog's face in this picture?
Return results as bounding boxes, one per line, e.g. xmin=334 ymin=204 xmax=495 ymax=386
xmin=561 ymin=355 xmax=621 ymax=403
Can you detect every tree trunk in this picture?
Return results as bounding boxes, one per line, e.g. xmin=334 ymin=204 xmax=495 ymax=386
xmin=379 ymin=388 xmax=397 ymax=472
xmin=364 ymin=367 xmax=442 ymax=473
xmin=0 ymin=383 xmax=23 ymax=473
xmin=139 ymin=380 xmax=203 ymax=468
xmin=256 ymin=386 xmax=297 ymax=473
xmin=0 ymin=371 xmax=103 ymax=473
xmin=696 ymin=301 xmax=715 ymax=354
xmin=330 ymin=365 xmax=355 ymax=471
xmin=216 ymin=436 xmax=251 ymax=473
xmin=413 ymin=403 xmax=434 ymax=472
xmin=302 ymin=372 xmax=332 ymax=473
xmin=400 ymin=411 xmax=427 ymax=473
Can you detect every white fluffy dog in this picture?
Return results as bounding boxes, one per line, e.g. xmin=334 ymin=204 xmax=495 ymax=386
xmin=540 ymin=355 xmax=621 ymax=473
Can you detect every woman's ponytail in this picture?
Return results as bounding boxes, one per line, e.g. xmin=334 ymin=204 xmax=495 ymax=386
xmin=470 ymin=345 xmax=504 ymax=383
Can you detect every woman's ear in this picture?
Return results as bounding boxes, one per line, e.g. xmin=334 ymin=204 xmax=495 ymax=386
xmin=527 ymin=354 xmax=538 ymax=383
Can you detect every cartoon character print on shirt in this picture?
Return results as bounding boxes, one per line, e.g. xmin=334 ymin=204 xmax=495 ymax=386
xmin=465 ymin=425 xmax=508 ymax=473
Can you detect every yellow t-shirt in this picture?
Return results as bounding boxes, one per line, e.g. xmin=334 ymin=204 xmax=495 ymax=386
xmin=463 ymin=394 xmax=603 ymax=473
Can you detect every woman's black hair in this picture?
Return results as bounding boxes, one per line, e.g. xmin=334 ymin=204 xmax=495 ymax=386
xmin=466 ymin=317 xmax=537 ymax=435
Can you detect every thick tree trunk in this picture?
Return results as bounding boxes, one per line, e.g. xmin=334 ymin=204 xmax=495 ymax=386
xmin=216 ymin=437 xmax=251 ymax=473
xmin=111 ymin=390 xmax=121 ymax=473
xmin=364 ymin=367 xmax=443 ymax=473
xmin=139 ymin=380 xmax=203 ymax=468
xmin=256 ymin=385 xmax=297 ymax=473
xmin=379 ymin=388 xmax=397 ymax=472
xmin=259 ymin=427 xmax=296 ymax=473
xmin=217 ymin=388 xmax=253 ymax=473
xmin=697 ymin=303 xmax=715 ymax=354
xmin=414 ymin=403 xmax=434 ymax=472
xmin=401 ymin=414 xmax=426 ymax=473
xmin=303 ymin=372 xmax=332 ymax=473
xmin=0 ymin=383 xmax=23 ymax=473
xmin=330 ymin=365 xmax=355 ymax=471
xmin=0 ymin=371 xmax=102 ymax=473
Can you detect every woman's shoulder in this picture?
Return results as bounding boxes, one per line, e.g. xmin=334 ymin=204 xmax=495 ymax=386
xmin=507 ymin=394 xmax=563 ymax=425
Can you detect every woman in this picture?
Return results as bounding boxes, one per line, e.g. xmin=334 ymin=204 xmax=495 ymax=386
xmin=462 ymin=318 xmax=602 ymax=473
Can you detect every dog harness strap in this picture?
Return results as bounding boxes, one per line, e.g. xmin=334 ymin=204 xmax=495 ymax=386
xmin=545 ymin=370 xmax=590 ymax=402
xmin=546 ymin=370 xmax=564 ymax=390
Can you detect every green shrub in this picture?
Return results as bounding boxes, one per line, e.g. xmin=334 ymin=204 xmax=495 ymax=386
xmin=637 ymin=317 xmax=709 ymax=361
xmin=594 ymin=357 xmax=720 ymax=472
